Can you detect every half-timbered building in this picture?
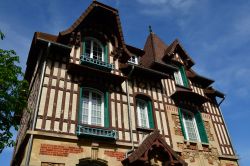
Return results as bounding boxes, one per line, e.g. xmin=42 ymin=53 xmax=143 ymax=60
xmin=12 ymin=1 xmax=238 ymax=166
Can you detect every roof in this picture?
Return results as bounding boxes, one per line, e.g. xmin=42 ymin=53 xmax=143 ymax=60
xmin=171 ymin=86 xmax=208 ymax=106
xmin=163 ymin=39 xmax=195 ymax=68
xmin=204 ymin=87 xmax=225 ymax=98
xmin=59 ymin=0 xmax=132 ymax=60
xmin=122 ymin=130 xmax=187 ymax=166
xmin=186 ymin=69 xmax=214 ymax=88
xmin=141 ymin=32 xmax=168 ymax=67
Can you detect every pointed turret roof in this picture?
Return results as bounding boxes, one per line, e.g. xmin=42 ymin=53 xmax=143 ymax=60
xmin=141 ymin=31 xmax=168 ymax=67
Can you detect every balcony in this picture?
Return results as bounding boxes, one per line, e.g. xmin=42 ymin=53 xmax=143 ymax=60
xmin=80 ymin=54 xmax=114 ymax=71
xmin=76 ymin=125 xmax=117 ymax=140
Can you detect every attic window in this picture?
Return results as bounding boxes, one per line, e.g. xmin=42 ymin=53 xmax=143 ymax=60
xmin=128 ymin=55 xmax=138 ymax=65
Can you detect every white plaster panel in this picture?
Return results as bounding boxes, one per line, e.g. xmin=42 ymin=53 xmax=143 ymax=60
xmin=156 ymin=111 xmax=163 ymax=134
xmin=55 ymin=91 xmax=63 ymax=118
xmin=123 ymin=104 xmax=129 ymax=129
xmin=38 ymin=87 xmax=47 ymax=116
xmin=111 ymin=101 xmax=116 ymax=127
xmin=161 ymin=112 xmax=169 ymax=135
xmin=45 ymin=60 xmax=52 ymax=75
xmin=71 ymin=94 xmax=77 ymax=121
xmin=70 ymin=124 xmax=75 ymax=134
xmin=54 ymin=121 xmax=59 ymax=131
xmin=45 ymin=120 xmax=51 ymax=130
xmin=51 ymin=79 xmax=57 ymax=86
xmin=125 ymin=132 xmax=130 ymax=141
xmin=64 ymin=92 xmax=70 ymax=119
xmin=36 ymin=119 xmax=42 ymax=129
xmin=117 ymin=103 xmax=122 ymax=128
xmin=53 ymin=62 xmax=59 ymax=76
xmin=62 ymin=122 xmax=67 ymax=132
xmin=47 ymin=89 xmax=55 ymax=117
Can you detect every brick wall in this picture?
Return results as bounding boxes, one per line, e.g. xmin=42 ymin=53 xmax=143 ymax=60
xmin=104 ymin=150 xmax=125 ymax=161
xmin=40 ymin=144 xmax=83 ymax=157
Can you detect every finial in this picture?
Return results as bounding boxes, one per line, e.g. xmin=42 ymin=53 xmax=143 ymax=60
xmin=149 ymin=25 xmax=153 ymax=33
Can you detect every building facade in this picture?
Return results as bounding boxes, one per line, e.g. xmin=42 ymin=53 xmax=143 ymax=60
xmin=12 ymin=1 xmax=238 ymax=166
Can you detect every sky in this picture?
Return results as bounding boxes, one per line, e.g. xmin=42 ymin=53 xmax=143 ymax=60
xmin=0 ymin=0 xmax=250 ymax=165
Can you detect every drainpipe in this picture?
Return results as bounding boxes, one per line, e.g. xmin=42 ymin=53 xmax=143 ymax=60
xmin=25 ymin=42 xmax=50 ymax=166
xmin=125 ymin=65 xmax=135 ymax=158
xmin=218 ymin=96 xmax=225 ymax=106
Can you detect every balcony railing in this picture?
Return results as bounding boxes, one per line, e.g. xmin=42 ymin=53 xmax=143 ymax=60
xmin=76 ymin=125 xmax=117 ymax=140
xmin=80 ymin=54 xmax=114 ymax=71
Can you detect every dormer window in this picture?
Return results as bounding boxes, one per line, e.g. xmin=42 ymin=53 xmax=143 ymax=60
xmin=81 ymin=37 xmax=114 ymax=71
xmin=128 ymin=55 xmax=138 ymax=65
xmin=174 ymin=66 xmax=189 ymax=87
xmin=84 ymin=38 xmax=104 ymax=62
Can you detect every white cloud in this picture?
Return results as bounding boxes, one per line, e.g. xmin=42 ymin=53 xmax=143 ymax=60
xmin=136 ymin=0 xmax=198 ymax=15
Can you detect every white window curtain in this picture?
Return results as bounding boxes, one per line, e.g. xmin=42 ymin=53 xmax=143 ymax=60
xmin=84 ymin=39 xmax=104 ymax=62
xmin=182 ymin=110 xmax=200 ymax=141
xmin=81 ymin=89 xmax=104 ymax=126
xmin=137 ymin=99 xmax=149 ymax=128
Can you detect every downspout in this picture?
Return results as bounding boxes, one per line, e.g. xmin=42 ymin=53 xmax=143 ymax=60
xmin=125 ymin=65 xmax=135 ymax=158
xmin=218 ymin=96 xmax=225 ymax=106
xmin=25 ymin=42 xmax=50 ymax=166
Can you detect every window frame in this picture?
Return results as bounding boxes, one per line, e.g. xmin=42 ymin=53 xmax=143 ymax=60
xmin=174 ymin=70 xmax=184 ymax=86
xmin=83 ymin=37 xmax=105 ymax=62
xmin=181 ymin=109 xmax=201 ymax=142
xmin=174 ymin=66 xmax=189 ymax=87
xmin=136 ymin=98 xmax=150 ymax=128
xmin=135 ymin=97 xmax=154 ymax=129
xmin=128 ymin=55 xmax=139 ymax=65
xmin=80 ymin=88 xmax=105 ymax=127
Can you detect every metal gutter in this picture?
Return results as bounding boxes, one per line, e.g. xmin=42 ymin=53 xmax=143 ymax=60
xmin=125 ymin=65 xmax=135 ymax=157
xmin=37 ymin=38 xmax=72 ymax=49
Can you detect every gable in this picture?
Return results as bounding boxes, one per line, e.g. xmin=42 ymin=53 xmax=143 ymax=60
xmin=58 ymin=1 xmax=131 ymax=61
xmin=163 ymin=39 xmax=194 ymax=68
xmin=122 ymin=130 xmax=187 ymax=166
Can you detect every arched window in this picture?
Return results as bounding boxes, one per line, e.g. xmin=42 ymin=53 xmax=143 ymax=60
xmin=83 ymin=38 xmax=104 ymax=62
xmin=136 ymin=97 xmax=154 ymax=129
xmin=80 ymin=88 xmax=104 ymax=126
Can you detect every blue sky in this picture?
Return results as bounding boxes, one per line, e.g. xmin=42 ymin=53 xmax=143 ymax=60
xmin=1 ymin=0 xmax=250 ymax=165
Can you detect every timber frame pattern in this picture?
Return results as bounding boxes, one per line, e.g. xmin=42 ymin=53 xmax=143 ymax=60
xmin=12 ymin=1 xmax=238 ymax=166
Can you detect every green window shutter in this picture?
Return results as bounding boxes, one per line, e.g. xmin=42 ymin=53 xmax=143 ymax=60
xmin=178 ymin=108 xmax=187 ymax=140
xmin=180 ymin=66 xmax=189 ymax=87
xmin=147 ymin=101 xmax=154 ymax=129
xmin=104 ymin=45 xmax=108 ymax=63
xmin=195 ymin=111 xmax=209 ymax=143
xmin=78 ymin=88 xmax=83 ymax=124
xmin=104 ymin=91 xmax=109 ymax=128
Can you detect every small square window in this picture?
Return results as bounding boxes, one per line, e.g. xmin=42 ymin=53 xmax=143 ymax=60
xmin=128 ymin=55 xmax=138 ymax=64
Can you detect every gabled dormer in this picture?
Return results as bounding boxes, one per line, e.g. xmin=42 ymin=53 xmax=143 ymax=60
xmin=58 ymin=0 xmax=132 ymax=66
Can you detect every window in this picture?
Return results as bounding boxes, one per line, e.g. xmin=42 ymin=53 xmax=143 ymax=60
xmin=80 ymin=88 xmax=104 ymax=126
xmin=182 ymin=110 xmax=200 ymax=141
xmin=128 ymin=55 xmax=138 ymax=64
xmin=179 ymin=108 xmax=208 ymax=143
xmin=83 ymin=38 xmax=104 ymax=62
xmin=174 ymin=66 xmax=188 ymax=87
xmin=79 ymin=88 xmax=109 ymax=127
xmin=136 ymin=98 xmax=154 ymax=129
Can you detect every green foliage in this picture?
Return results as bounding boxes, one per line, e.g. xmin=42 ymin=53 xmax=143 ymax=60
xmin=0 ymin=31 xmax=28 ymax=153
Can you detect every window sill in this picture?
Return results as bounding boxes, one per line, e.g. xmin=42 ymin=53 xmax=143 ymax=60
xmin=76 ymin=124 xmax=117 ymax=140
xmin=136 ymin=127 xmax=154 ymax=133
